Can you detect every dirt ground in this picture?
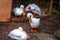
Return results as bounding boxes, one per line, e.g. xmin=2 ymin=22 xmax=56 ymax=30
xmin=0 ymin=16 xmax=60 ymax=40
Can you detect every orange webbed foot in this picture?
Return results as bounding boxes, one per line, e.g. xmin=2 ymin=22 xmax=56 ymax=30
xmin=30 ymin=28 xmax=38 ymax=32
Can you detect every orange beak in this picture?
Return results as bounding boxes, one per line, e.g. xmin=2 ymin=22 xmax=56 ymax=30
xmin=26 ymin=34 xmax=30 ymax=38
xmin=28 ymin=16 xmax=32 ymax=23
xmin=22 ymin=8 xmax=25 ymax=16
xmin=22 ymin=12 xmax=25 ymax=16
xmin=21 ymin=30 xmax=30 ymax=38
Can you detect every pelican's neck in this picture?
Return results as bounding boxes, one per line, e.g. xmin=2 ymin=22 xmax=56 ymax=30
xmin=29 ymin=15 xmax=33 ymax=23
xmin=22 ymin=8 xmax=26 ymax=16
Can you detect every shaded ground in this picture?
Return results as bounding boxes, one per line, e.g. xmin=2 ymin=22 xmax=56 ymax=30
xmin=0 ymin=16 xmax=60 ymax=40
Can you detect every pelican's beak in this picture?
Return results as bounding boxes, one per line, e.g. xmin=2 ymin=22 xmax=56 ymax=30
xmin=28 ymin=17 xmax=32 ymax=23
xmin=22 ymin=12 xmax=25 ymax=16
xmin=22 ymin=31 xmax=30 ymax=38
xmin=26 ymin=34 xmax=30 ymax=38
xmin=22 ymin=8 xmax=25 ymax=16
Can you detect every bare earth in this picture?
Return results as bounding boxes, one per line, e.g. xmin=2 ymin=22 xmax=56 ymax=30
xmin=0 ymin=17 xmax=60 ymax=40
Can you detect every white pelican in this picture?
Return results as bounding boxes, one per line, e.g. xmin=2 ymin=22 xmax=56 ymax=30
xmin=8 ymin=27 xmax=30 ymax=40
xmin=13 ymin=5 xmax=25 ymax=21
xmin=27 ymin=13 xmax=40 ymax=32
xmin=25 ymin=4 xmax=41 ymax=16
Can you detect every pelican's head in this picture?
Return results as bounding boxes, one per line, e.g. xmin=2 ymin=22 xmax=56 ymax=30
xmin=18 ymin=27 xmax=30 ymax=39
xmin=18 ymin=27 xmax=23 ymax=31
xmin=20 ymin=5 xmax=26 ymax=16
xmin=27 ymin=13 xmax=33 ymax=23
xmin=28 ymin=7 xmax=31 ymax=10
xmin=20 ymin=5 xmax=24 ymax=8
xmin=27 ymin=13 xmax=33 ymax=18
xmin=28 ymin=6 xmax=35 ymax=11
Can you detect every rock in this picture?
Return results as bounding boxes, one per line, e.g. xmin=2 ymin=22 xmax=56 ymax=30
xmin=28 ymin=32 xmax=57 ymax=40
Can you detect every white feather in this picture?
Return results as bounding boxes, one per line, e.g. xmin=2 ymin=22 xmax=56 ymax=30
xmin=20 ymin=5 xmax=24 ymax=8
xmin=25 ymin=4 xmax=41 ymax=15
xmin=8 ymin=27 xmax=27 ymax=40
xmin=30 ymin=18 xmax=40 ymax=28
xmin=27 ymin=13 xmax=40 ymax=28
xmin=13 ymin=5 xmax=24 ymax=16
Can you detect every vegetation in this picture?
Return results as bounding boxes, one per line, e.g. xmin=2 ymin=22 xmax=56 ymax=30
xmin=12 ymin=0 xmax=60 ymax=23
xmin=52 ymin=0 xmax=60 ymax=23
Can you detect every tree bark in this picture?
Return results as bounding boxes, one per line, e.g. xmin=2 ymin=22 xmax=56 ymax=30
xmin=49 ymin=0 xmax=53 ymax=15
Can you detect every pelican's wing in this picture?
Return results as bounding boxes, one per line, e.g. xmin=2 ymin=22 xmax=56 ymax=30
xmin=25 ymin=4 xmax=41 ymax=15
xmin=31 ymin=4 xmax=41 ymax=15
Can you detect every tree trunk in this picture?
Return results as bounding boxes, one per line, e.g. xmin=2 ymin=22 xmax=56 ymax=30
xmin=49 ymin=0 xmax=53 ymax=15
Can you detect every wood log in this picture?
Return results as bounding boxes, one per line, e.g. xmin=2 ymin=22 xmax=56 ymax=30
xmin=0 ymin=0 xmax=12 ymax=22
